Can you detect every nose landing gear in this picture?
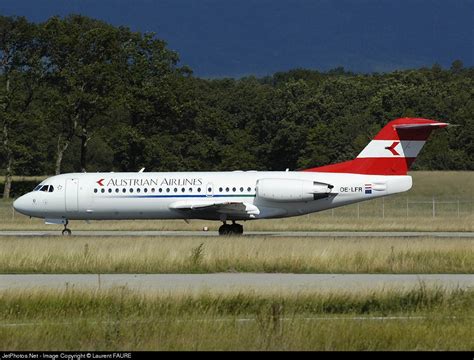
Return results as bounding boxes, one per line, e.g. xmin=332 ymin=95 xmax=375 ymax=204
xmin=218 ymin=221 xmax=243 ymax=236
xmin=62 ymin=220 xmax=72 ymax=236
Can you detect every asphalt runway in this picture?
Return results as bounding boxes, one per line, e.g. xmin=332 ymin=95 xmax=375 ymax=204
xmin=0 ymin=230 xmax=473 ymax=238
xmin=1 ymin=274 xmax=472 ymax=293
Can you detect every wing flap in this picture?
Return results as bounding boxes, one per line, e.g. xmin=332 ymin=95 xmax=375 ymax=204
xmin=169 ymin=200 xmax=260 ymax=216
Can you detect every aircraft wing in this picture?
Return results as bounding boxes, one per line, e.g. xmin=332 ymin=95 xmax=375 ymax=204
xmin=169 ymin=200 xmax=260 ymax=216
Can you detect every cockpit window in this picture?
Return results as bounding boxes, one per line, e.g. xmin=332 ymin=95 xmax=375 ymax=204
xmin=34 ymin=184 xmax=54 ymax=192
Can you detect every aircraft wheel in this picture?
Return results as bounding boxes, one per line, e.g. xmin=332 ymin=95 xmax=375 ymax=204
xmin=219 ymin=223 xmax=243 ymax=236
xmin=232 ymin=223 xmax=244 ymax=235
xmin=218 ymin=224 xmax=232 ymax=236
xmin=62 ymin=228 xmax=72 ymax=236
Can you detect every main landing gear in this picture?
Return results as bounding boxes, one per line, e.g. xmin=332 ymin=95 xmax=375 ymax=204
xmin=218 ymin=221 xmax=243 ymax=236
xmin=62 ymin=220 xmax=72 ymax=236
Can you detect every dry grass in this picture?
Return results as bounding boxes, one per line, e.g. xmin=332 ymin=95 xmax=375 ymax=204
xmin=246 ymin=215 xmax=474 ymax=232
xmin=0 ymin=287 xmax=472 ymax=350
xmin=0 ymin=236 xmax=472 ymax=274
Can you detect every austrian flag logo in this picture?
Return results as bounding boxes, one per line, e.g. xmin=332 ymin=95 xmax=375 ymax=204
xmin=96 ymin=178 xmax=105 ymax=186
xmin=364 ymin=184 xmax=372 ymax=194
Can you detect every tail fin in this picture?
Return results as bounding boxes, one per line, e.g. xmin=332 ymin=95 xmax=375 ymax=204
xmin=303 ymin=118 xmax=449 ymax=175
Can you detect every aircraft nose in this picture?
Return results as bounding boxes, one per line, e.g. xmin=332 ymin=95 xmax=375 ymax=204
xmin=13 ymin=194 xmax=33 ymax=216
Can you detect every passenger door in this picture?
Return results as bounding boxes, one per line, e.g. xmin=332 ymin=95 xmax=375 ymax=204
xmin=65 ymin=178 xmax=79 ymax=212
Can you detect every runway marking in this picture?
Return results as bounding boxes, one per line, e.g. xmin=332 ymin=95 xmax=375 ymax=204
xmin=0 ymin=316 xmax=469 ymax=328
xmin=0 ymin=230 xmax=473 ymax=238
xmin=1 ymin=274 xmax=472 ymax=292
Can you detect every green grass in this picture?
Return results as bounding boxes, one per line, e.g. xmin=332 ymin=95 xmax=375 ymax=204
xmin=0 ymin=236 xmax=472 ymax=274
xmin=1 ymin=175 xmax=48 ymax=183
xmin=0 ymin=287 xmax=472 ymax=350
xmin=407 ymin=171 xmax=473 ymax=198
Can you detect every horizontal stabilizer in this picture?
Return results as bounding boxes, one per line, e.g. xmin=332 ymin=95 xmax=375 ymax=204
xmin=393 ymin=122 xmax=449 ymax=129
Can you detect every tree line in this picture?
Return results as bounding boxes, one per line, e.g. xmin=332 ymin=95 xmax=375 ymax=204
xmin=1 ymin=15 xmax=473 ymax=198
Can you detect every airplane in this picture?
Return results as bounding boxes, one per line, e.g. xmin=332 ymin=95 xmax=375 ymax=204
xmin=13 ymin=117 xmax=448 ymax=236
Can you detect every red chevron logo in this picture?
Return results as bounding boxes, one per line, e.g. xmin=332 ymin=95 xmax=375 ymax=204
xmin=96 ymin=178 xmax=105 ymax=186
xmin=385 ymin=141 xmax=400 ymax=156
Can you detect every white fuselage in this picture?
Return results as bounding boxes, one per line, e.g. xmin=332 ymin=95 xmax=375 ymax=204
xmin=13 ymin=171 xmax=412 ymax=222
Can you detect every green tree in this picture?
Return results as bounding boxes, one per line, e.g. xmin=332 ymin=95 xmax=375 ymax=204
xmin=0 ymin=16 xmax=43 ymax=198
xmin=41 ymin=15 xmax=129 ymax=172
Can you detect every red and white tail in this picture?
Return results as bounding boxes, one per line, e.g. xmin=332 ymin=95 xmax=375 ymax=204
xmin=304 ymin=118 xmax=449 ymax=175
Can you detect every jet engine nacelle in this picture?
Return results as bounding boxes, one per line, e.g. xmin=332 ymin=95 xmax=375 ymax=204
xmin=256 ymin=178 xmax=333 ymax=202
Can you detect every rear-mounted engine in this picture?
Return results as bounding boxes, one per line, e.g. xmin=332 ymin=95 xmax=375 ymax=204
xmin=256 ymin=178 xmax=334 ymax=202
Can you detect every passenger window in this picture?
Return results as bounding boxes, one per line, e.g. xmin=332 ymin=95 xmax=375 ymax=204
xmin=166 ymin=188 xmax=170 ymax=193
xmin=240 ymin=187 xmax=243 ymax=192
xmin=108 ymin=188 xmax=112 ymax=193
xmin=181 ymin=188 xmax=185 ymax=192
xmin=122 ymin=188 xmax=126 ymax=193
xmin=247 ymin=187 xmax=251 ymax=192
xmin=115 ymin=188 xmax=119 ymax=193
xmin=159 ymin=188 xmax=163 ymax=193
xmin=137 ymin=188 xmax=141 ymax=193
xmin=232 ymin=187 xmax=236 ymax=192
xmin=94 ymin=189 xmax=98 ymax=193
xmin=189 ymin=188 xmax=193 ymax=192
xmin=101 ymin=189 xmax=105 ymax=193
xmin=197 ymin=188 xmax=201 ymax=192
xmin=151 ymin=188 xmax=155 ymax=193
xmin=219 ymin=187 xmax=223 ymax=192
xmin=225 ymin=187 xmax=229 ymax=192
xmin=144 ymin=188 xmax=148 ymax=193
xmin=130 ymin=188 xmax=133 ymax=193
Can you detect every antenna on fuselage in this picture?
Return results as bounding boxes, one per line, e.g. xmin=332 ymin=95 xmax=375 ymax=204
xmin=138 ymin=168 xmax=145 ymax=173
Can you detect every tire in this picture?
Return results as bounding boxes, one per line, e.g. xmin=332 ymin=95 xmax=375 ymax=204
xmin=218 ymin=224 xmax=243 ymax=236
xmin=218 ymin=224 xmax=232 ymax=236
xmin=233 ymin=224 xmax=244 ymax=234
xmin=62 ymin=228 xmax=72 ymax=236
